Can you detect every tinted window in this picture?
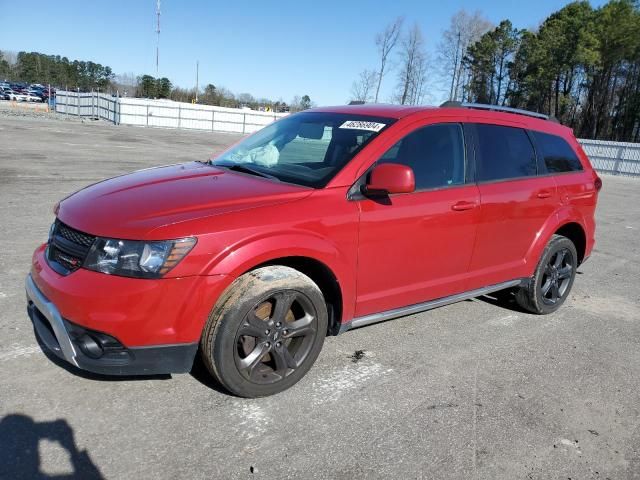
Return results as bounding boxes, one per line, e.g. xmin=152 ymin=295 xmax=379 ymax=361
xmin=532 ymin=131 xmax=583 ymax=173
xmin=379 ymin=124 xmax=465 ymax=190
xmin=476 ymin=124 xmax=537 ymax=181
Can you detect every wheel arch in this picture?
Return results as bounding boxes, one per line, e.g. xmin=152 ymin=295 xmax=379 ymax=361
xmin=525 ymin=209 xmax=589 ymax=273
xmin=554 ymin=222 xmax=587 ymax=265
xmin=203 ymin=234 xmax=352 ymax=336
xmin=252 ymin=256 xmax=344 ymax=336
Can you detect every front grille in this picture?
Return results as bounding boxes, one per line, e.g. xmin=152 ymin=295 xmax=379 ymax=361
xmin=57 ymin=222 xmax=95 ymax=247
xmin=46 ymin=220 xmax=96 ymax=275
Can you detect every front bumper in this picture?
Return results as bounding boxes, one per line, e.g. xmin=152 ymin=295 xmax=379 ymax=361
xmin=26 ymin=274 xmax=198 ymax=375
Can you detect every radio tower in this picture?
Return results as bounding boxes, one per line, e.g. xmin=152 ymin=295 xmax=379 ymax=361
xmin=155 ymin=0 xmax=161 ymax=76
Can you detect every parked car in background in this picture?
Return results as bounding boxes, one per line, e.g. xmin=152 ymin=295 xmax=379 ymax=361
xmin=25 ymin=92 xmax=44 ymax=102
xmin=6 ymin=90 xmax=30 ymax=102
xmin=0 ymin=89 xmax=10 ymax=100
xmin=26 ymin=102 xmax=601 ymax=397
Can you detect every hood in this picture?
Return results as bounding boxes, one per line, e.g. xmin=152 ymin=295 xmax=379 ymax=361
xmin=57 ymin=162 xmax=311 ymax=239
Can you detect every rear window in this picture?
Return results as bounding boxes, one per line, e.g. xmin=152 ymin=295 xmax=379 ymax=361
xmin=532 ymin=131 xmax=583 ymax=173
xmin=475 ymin=124 xmax=537 ymax=182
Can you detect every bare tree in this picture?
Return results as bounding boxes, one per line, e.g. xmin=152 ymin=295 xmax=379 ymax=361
xmin=374 ymin=17 xmax=403 ymax=103
xmin=395 ymin=23 xmax=428 ymax=105
xmin=350 ymin=69 xmax=378 ymax=103
xmin=437 ymin=10 xmax=492 ymax=101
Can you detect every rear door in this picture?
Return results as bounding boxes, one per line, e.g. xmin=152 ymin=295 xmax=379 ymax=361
xmin=465 ymin=122 xmax=559 ymax=289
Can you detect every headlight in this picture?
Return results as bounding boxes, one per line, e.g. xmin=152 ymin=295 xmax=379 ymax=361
xmin=84 ymin=237 xmax=196 ymax=278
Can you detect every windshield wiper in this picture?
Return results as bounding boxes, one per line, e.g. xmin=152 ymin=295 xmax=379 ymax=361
xmin=215 ymin=163 xmax=279 ymax=181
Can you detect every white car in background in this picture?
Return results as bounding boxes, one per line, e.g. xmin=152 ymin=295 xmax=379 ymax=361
xmin=24 ymin=92 xmax=43 ymax=102
xmin=6 ymin=90 xmax=30 ymax=102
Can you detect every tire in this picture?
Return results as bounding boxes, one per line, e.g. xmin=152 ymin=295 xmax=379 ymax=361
xmin=200 ymin=266 xmax=328 ymax=397
xmin=515 ymin=234 xmax=578 ymax=314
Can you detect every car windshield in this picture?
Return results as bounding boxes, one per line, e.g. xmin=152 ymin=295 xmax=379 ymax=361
xmin=212 ymin=112 xmax=395 ymax=188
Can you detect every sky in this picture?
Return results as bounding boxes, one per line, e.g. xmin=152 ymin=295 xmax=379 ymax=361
xmin=0 ymin=0 xmax=607 ymax=106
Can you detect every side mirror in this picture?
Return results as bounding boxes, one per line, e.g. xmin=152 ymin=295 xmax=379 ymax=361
xmin=364 ymin=163 xmax=415 ymax=196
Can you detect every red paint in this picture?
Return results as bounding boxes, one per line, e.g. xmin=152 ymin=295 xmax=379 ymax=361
xmin=31 ymin=105 xmax=599 ymax=348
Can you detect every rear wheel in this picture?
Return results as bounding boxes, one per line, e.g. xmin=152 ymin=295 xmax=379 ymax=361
xmin=200 ymin=266 xmax=327 ymax=397
xmin=515 ymin=234 xmax=577 ymax=314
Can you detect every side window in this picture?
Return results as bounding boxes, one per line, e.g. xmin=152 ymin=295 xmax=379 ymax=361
xmin=532 ymin=131 xmax=583 ymax=173
xmin=379 ymin=123 xmax=465 ymax=190
xmin=475 ymin=124 xmax=537 ymax=182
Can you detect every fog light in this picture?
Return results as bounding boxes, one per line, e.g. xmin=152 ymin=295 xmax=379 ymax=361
xmin=76 ymin=333 xmax=104 ymax=359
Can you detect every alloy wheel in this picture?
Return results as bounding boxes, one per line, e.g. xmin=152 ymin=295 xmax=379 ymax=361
xmin=540 ymin=248 xmax=574 ymax=305
xmin=233 ymin=290 xmax=318 ymax=384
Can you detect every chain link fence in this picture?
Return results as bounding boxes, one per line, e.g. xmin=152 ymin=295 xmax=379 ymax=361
xmin=578 ymin=139 xmax=640 ymax=177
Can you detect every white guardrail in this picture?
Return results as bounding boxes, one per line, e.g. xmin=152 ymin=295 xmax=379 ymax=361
xmin=55 ymin=91 xmax=287 ymax=134
xmin=55 ymin=91 xmax=640 ymax=176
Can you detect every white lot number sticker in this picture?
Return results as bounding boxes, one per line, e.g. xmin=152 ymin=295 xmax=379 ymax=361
xmin=339 ymin=120 xmax=386 ymax=132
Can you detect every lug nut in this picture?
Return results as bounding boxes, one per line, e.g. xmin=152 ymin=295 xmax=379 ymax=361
xmin=265 ymin=342 xmax=271 ymax=348
xmin=276 ymin=342 xmax=282 ymax=348
xmin=276 ymin=322 xmax=282 ymax=328
xmin=265 ymin=329 xmax=270 ymax=335
xmin=283 ymin=329 xmax=288 ymax=335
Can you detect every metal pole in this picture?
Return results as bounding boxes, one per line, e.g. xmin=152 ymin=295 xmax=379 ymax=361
xmin=195 ymin=61 xmax=199 ymax=103
xmin=243 ymin=113 xmax=246 ymax=134
xmin=178 ymin=104 xmax=181 ymax=128
xmin=146 ymin=104 xmax=149 ymax=126
xmin=77 ymin=87 xmax=80 ymax=117
xmin=212 ymin=109 xmax=215 ymax=131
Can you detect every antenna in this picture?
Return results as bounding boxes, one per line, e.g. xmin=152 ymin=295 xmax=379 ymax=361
xmin=155 ymin=0 xmax=161 ymax=76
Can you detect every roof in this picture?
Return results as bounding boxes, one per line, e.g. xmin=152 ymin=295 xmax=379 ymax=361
xmin=307 ymin=103 xmax=572 ymax=136
xmin=309 ymin=103 xmax=433 ymax=119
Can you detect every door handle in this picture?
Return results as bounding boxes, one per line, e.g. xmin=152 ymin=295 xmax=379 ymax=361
xmin=451 ymin=201 xmax=477 ymax=211
xmin=536 ymin=190 xmax=552 ymax=199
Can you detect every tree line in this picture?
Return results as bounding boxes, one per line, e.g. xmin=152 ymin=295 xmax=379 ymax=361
xmin=0 ymin=51 xmax=114 ymax=91
xmin=0 ymin=50 xmax=312 ymax=112
xmin=352 ymin=0 xmax=640 ymax=142
xmin=122 ymin=73 xmax=312 ymax=112
xmin=460 ymin=0 xmax=640 ymax=142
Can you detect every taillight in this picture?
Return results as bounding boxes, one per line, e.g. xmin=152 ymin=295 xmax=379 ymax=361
xmin=594 ymin=176 xmax=603 ymax=192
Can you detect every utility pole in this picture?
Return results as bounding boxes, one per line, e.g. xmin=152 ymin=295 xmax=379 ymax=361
xmin=155 ymin=0 xmax=161 ymax=76
xmin=195 ymin=61 xmax=199 ymax=103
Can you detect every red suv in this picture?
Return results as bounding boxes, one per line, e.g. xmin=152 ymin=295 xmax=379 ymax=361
xmin=26 ymin=103 xmax=601 ymax=397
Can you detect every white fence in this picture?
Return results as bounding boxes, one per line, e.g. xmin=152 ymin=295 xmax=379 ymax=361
xmin=55 ymin=91 xmax=287 ymax=134
xmin=578 ymin=139 xmax=640 ymax=177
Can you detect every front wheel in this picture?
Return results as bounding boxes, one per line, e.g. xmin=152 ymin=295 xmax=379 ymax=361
xmin=515 ymin=234 xmax=578 ymax=314
xmin=200 ymin=266 xmax=327 ymax=397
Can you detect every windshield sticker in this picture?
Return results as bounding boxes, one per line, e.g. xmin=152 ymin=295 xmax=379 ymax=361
xmin=339 ymin=120 xmax=386 ymax=132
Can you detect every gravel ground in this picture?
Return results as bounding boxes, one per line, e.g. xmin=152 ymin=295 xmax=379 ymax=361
xmin=1 ymin=115 xmax=639 ymax=479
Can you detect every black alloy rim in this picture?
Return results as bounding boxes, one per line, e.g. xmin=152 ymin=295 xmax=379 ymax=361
xmin=234 ymin=290 xmax=318 ymax=384
xmin=541 ymin=248 xmax=574 ymax=305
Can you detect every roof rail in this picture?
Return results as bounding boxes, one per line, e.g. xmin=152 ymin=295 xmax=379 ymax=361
xmin=439 ymin=101 xmax=549 ymax=120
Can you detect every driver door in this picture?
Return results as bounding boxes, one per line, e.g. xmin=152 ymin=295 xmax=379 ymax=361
xmin=354 ymin=122 xmax=480 ymax=318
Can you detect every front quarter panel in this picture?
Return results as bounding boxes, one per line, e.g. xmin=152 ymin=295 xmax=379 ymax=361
xmin=188 ymin=188 xmax=360 ymax=323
